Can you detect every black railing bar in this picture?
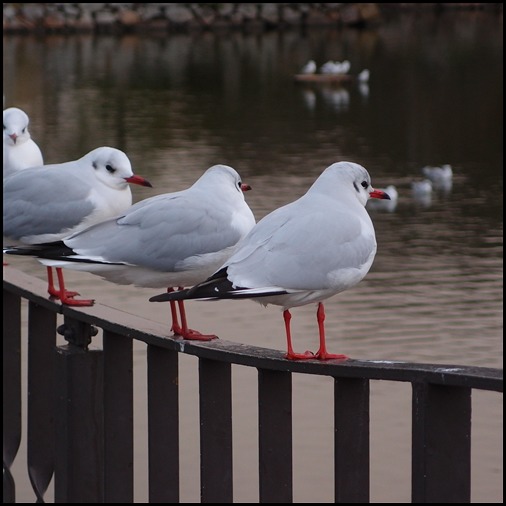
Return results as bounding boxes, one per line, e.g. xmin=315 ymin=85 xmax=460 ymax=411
xmin=4 ymin=267 xmax=504 ymax=392
xmin=54 ymin=301 xmax=506 ymax=392
xmin=44 ymin=298 xmax=506 ymax=392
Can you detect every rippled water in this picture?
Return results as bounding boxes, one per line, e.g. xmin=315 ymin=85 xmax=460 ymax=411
xmin=4 ymin=9 xmax=502 ymax=503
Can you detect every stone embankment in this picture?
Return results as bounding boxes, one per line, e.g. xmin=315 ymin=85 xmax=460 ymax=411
xmin=3 ymin=3 xmax=501 ymax=34
xmin=3 ymin=3 xmax=383 ymax=33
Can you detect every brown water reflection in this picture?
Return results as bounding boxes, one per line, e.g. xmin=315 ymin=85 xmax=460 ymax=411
xmin=4 ymin=9 xmax=502 ymax=503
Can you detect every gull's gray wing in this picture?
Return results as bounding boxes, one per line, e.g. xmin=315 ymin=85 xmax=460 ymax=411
xmin=3 ymin=168 xmax=94 ymax=242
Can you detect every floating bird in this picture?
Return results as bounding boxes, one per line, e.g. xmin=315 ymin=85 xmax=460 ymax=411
xmin=319 ymin=60 xmax=351 ymax=75
xmin=411 ymin=179 xmax=432 ymax=195
xmin=4 ymin=165 xmax=256 ymax=340
xmin=149 ymin=161 xmax=390 ymax=360
xmin=411 ymin=179 xmax=433 ymax=207
xmin=300 ymin=60 xmax=317 ymax=74
xmin=3 ymin=147 xmax=152 ymax=305
xmin=421 ymin=164 xmax=453 ymax=191
xmin=320 ymin=60 xmax=340 ymax=74
xmin=357 ymin=69 xmax=370 ymax=83
xmin=339 ymin=60 xmax=351 ymax=74
xmin=3 ymin=107 xmax=44 ymax=178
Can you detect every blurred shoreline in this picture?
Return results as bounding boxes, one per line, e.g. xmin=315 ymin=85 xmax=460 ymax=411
xmin=3 ymin=3 xmax=502 ymax=35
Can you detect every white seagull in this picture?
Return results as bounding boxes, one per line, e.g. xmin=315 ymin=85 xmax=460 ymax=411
xmin=320 ymin=60 xmax=350 ymax=75
xmin=4 ymin=165 xmax=256 ymax=340
xmin=357 ymin=69 xmax=370 ymax=83
xmin=411 ymin=179 xmax=433 ymax=207
xmin=3 ymin=107 xmax=44 ymax=178
xmin=300 ymin=60 xmax=317 ymax=74
xmin=411 ymin=179 xmax=432 ymax=195
xmin=320 ymin=60 xmax=340 ymax=74
xmin=149 ymin=161 xmax=390 ymax=360
xmin=338 ymin=59 xmax=351 ymax=74
xmin=3 ymin=146 xmax=152 ymax=305
xmin=421 ymin=164 xmax=453 ymax=191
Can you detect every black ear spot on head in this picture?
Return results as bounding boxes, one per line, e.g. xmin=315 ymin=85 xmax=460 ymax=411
xmin=92 ymin=162 xmax=97 ymax=169
xmin=353 ymin=182 xmax=359 ymax=192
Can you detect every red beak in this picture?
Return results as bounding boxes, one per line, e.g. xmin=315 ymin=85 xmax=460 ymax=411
xmin=125 ymin=174 xmax=153 ymax=188
xmin=241 ymin=183 xmax=252 ymax=192
xmin=369 ymin=189 xmax=391 ymax=200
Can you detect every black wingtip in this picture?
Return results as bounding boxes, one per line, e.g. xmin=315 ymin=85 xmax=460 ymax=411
xmin=150 ymin=267 xmax=233 ymax=303
xmin=150 ymin=291 xmax=182 ymax=302
xmin=3 ymin=241 xmax=71 ymax=257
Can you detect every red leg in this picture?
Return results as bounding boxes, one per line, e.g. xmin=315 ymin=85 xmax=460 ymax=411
xmin=47 ymin=266 xmax=80 ymax=298
xmin=314 ymin=303 xmax=348 ymax=361
xmin=53 ymin=268 xmax=94 ymax=306
xmin=170 ymin=286 xmax=218 ymax=341
xmin=47 ymin=267 xmax=59 ymax=297
xmin=166 ymin=288 xmax=183 ymax=334
xmin=283 ymin=309 xmax=314 ymax=360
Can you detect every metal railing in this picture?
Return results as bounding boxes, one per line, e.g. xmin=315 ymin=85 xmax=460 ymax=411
xmin=3 ymin=266 xmax=503 ymax=503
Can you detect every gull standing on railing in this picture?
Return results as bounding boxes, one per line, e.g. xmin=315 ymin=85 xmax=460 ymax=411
xmin=3 ymin=147 xmax=152 ymax=305
xmin=4 ymin=165 xmax=256 ymax=340
xmin=150 ymin=161 xmax=390 ymax=360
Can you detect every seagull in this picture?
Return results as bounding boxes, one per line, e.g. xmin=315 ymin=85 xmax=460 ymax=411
xmin=421 ymin=164 xmax=453 ymax=191
xmin=357 ymin=69 xmax=370 ymax=83
xmin=411 ymin=179 xmax=432 ymax=207
xmin=320 ymin=60 xmax=340 ymax=74
xmin=300 ymin=60 xmax=317 ymax=74
xmin=339 ymin=60 xmax=351 ymax=74
xmin=3 ymin=146 xmax=152 ymax=306
xmin=320 ymin=60 xmax=350 ymax=75
xmin=3 ymin=107 xmax=44 ymax=178
xmin=149 ymin=161 xmax=390 ymax=360
xmin=411 ymin=179 xmax=432 ymax=195
xmin=4 ymin=165 xmax=256 ymax=340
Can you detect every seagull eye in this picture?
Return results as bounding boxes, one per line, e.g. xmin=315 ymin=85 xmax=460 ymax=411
xmin=22 ymin=128 xmax=26 ymax=133
xmin=106 ymin=164 xmax=116 ymax=174
xmin=3 ymin=124 xmax=6 ymax=130
xmin=361 ymin=181 xmax=369 ymax=189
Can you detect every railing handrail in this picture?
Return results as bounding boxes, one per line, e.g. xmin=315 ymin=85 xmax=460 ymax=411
xmin=3 ymin=266 xmax=503 ymax=391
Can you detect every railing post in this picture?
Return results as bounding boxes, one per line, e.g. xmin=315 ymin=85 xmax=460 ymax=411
xmin=3 ymin=290 xmax=21 ymax=503
xmin=258 ymin=368 xmax=292 ymax=503
xmin=103 ymin=330 xmax=134 ymax=503
xmin=334 ymin=377 xmax=370 ymax=503
xmin=412 ymin=382 xmax=471 ymax=503
xmin=147 ymin=345 xmax=179 ymax=503
xmin=199 ymin=358 xmax=233 ymax=503
xmin=27 ymin=301 xmax=57 ymax=503
xmin=54 ymin=316 xmax=104 ymax=503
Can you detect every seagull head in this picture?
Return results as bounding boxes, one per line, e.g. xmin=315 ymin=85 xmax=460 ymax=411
xmin=84 ymin=147 xmax=152 ymax=189
xmin=3 ymin=107 xmax=31 ymax=146
xmin=315 ymin=161 xmax=390 ymax=207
